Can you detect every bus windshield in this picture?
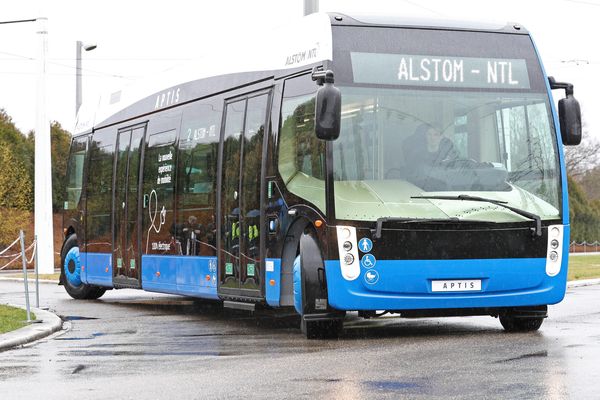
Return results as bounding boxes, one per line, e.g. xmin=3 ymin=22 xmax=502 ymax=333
xmin=328 ymin=26 xmax=562 ymax=224
xmin=333 ymin=85 xmax=560 ymax=223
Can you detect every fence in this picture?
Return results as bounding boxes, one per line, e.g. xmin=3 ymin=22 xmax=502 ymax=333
xmin=570 ymin=241 xmax=600 ymax=253
xmin=0 ymin=231 xmax=38 ymax=322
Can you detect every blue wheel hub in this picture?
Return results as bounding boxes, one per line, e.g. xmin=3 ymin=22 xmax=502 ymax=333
xmin=64 ymin=246 xmax=82 ymax=287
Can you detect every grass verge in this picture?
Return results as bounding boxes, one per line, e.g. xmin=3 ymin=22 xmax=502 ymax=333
xmin=2 ymin=273 xmax=60 ymax=281
xmin=0 ymin=304 xmax=35 ymax=334
xmin=568 ymin=255 xmax=600 ymax=281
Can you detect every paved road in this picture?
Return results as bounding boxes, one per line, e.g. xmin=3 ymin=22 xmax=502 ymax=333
xmin=0 ymin=279 xmax=599 ymax=399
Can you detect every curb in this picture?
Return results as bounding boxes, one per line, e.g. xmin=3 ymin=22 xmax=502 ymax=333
xmin=0 ymin=305 xmax=63 ymax=352
xmin=567 ymin=278 xmax=600 ymax=288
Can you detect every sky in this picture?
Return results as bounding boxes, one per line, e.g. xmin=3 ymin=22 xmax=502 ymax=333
xmin=1 ymin=0 xmax=599 ymax=137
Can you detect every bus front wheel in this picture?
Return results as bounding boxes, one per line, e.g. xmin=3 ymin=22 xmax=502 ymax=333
xmin=61 ymin=235 xmax=106 ymax=300
xmin=499 ymin=315 xmax=544 ymax=332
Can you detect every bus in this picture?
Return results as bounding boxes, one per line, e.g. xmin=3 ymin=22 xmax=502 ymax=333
xmin=62 ymin=12 xmax=582 ymax=338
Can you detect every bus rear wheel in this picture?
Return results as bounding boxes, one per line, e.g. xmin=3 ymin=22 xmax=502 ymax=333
xmin=499 ymin=315 xmax=544 ymax=332
xmin=61 ymin=235 xmax=106 ymax=300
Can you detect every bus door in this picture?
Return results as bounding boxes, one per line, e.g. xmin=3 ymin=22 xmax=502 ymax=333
xmin=218 ymin=91 xmax=270 ymax=297
xmin=113 ymin=124 xmax=146 ymax=288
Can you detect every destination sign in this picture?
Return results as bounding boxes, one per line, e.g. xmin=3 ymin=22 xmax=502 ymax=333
xmin=351 ymin=52 xmax=530 ymax=89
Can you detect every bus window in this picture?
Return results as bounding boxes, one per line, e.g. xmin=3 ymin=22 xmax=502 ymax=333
xmin=65 ymin=135 xmax=88 ymax=210
xmin=142 ymin=129 xmax=177 ymax=255
xmin=86 ymin=129 xmax=115 ymax=254
xmin=278 ymin=74 xmax=325 ymax=212
xmin=176 ymin=99 xmax=222 ymax=256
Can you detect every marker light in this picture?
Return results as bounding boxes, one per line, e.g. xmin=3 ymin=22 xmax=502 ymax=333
xmin=315 ymin=220 xmax=324 ymax=228
xmin=269 ymin=279 xmax=276 ymax=286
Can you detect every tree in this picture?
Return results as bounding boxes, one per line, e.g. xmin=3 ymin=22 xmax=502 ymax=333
xmin=50 ymin=121 xmax=72 ymax=211
xmin=0 ymin=109 xmax=34 ymax=210
xmin=0 ymin=146 xmax=33 ymax=210
xmin=564 ymin=115 xmax=597 ymax=178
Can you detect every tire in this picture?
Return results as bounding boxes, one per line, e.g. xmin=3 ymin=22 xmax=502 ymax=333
xmin=61 ymin=235 xmax=106 ymax=300
xmin=499 ymin=315 xmax=544 ymax=332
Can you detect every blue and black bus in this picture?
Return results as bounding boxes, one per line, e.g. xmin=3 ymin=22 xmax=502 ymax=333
xmin=62 ymin=13 xmax=582 ymax=338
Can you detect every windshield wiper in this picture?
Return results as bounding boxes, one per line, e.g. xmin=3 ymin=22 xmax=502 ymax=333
xmin=410 ymin=194 xmax=542 ymax=237
xmin=371 ymin=216 xmax=486 ymax=239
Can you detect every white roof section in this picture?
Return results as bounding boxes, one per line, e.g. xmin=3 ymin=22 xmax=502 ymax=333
xmin=75 ymin=12 xmax=333 ymax=134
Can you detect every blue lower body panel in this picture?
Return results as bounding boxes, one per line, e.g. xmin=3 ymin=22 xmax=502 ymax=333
xmin=325 ymin=256 xmax=568 ymax=311
xmin=80 ymin=252 xmax=113 ymax=288
xmin=142 ymin=255 xmax=219 ymax=300
xmin=265 ymin=258 xmax=282 ymax=307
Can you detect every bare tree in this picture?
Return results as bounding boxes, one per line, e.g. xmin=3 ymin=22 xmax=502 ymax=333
xmin=564 ymin=115 xmax=598 ymax=178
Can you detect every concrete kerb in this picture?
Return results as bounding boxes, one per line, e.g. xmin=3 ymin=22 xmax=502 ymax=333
xmin=0 ymin=305 xmax=63 ymax=352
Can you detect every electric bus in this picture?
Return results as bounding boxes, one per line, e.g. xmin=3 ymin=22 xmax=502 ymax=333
xmin=61 ymin=13 xmax=582 ymax=338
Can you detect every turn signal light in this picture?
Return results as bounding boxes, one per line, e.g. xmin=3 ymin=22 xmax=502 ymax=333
xmin=269 ymin=279 xmax=276 ymax=286
xmin=156 ymin=271 xmax=161 ymax=277
xmin=206 ymin=275 xmax=211 ymax=281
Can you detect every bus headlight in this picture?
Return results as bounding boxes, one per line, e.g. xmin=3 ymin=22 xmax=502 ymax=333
xmin=343 ymin=253 xmax=354 ymax=265
xmin=336 ymin=226 xmax=360 ymax=280
xmin=546 ymin=225 xmax=564 ymax=277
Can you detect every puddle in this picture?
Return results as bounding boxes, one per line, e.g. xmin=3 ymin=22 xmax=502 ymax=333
xmin=495 ymin=350 xmax=548 ymax=363
xmin=63 ymin=316 xmax=99 ymax=321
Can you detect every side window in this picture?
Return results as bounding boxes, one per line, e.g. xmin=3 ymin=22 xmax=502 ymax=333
xmin=176 ymin=98 xmax=222 ymax=256
xmin=86 ymin=129 xmax=115 ymax=252
xmin=142 ymin=130 xmax=177 ymax=255
xmin=278 ymin=74 xmax=325 ymax=211
xmin=65 ymin=135 xmax=88 ymax=210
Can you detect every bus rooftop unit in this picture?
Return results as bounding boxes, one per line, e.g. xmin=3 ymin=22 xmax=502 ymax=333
xmin=62 ymin=13 xmax=582 ymax=338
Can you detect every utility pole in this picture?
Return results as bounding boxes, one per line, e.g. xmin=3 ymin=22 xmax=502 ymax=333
xmin=0 ymin=17 xmax=54 ymax=274
xmin=304 ymin=0 xmax=319 ymax=16
xmin=35 ymin=17 xmax=55 ymax=275
xmin=75 ymin=41 xmax=97 ymax=116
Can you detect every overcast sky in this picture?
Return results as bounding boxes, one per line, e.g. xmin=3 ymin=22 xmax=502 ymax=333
xmin=1 ymin=0 xmax=598 ymax=137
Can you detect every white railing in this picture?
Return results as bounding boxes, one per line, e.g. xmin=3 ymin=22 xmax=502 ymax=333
xmin=570 ymin=241 xmax=600 ymax=253
xmin=0 ymin=231 xmax=40 ymax=320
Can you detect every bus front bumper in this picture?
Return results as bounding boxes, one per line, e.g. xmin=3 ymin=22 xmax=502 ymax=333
xmin=324 ymin=258 xmax=568 ymax=312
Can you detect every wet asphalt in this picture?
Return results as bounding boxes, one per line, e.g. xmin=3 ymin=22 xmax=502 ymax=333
xmin=0 ymin=279 xmax=599 ymax=399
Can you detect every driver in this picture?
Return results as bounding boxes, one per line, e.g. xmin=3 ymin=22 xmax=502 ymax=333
xmin=402 ymin=123 xmax=459 ymax=189
xmin=403 ymin=123 xmax=459 ymax=167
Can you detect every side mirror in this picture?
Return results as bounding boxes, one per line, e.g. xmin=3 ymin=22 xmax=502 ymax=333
xmin=313 ymin=69 xmax=341 ymax=141
xmin=549 ymin=77 xmax=582 ymax=146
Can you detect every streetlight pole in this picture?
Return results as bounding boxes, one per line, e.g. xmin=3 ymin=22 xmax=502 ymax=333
xmin=35 ymin=17 xmax=55 ymax=275
xmin=304 ymin=0 xmax=319 ymax=16
xmin=75 ymin=41 xmax=97 ymax=116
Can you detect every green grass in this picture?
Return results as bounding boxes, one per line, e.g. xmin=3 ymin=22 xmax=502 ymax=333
xmin=0 ymin=304 xmax=35 ymax=334
xmin=568 ymin=255 xmax=600 ymax=281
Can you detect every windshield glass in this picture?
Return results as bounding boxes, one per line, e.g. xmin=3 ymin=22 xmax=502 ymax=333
xmin=329 ymin=27 xmax=561 ymax=224
xmin=333 ymin=85 xmax=560 ymax=222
